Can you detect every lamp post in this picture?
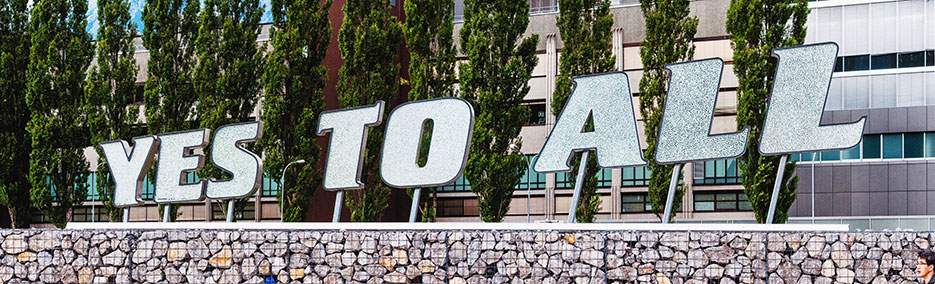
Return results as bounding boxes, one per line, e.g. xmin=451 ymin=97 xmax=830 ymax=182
xmin=279 ymin=159 xmax=306 ymax=222
xmin=510 ymin=144 xmax=532 ymax=223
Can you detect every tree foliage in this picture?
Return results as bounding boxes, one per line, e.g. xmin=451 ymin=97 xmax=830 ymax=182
xmin=0 ymin=0 xmax=33 ymax=228
xmin=727 ymin=0 xmax=808 ymax=224
xmin=638 ymin=0 xmax=697 ymax=222
xmin=142 ymin=0 xmax=200 ymax=221
xmin=195 ymin=0 xmax=265 ymax=219
xmin=459 ymin=0 xmax=538 ymax=222
xmin=337 ymin=0 xmax=403 ymax=222
xmin=553 ymin=0 xmax=614 ymax=223
xmin=261 ymin=0 xmax=332 ymax=222
xmin=26 ymin=0 xmax=94 ymax=228
xmin=86 ymin=0 xmax=140 ymax=223
xmin=404 ymin=0 xmax=456 ymax=222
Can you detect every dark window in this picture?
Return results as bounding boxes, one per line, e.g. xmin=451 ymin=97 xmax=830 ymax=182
xmin=621 ymin=193 xmax=651 ymax=213
xmin=843 ymin=55 xmax=870 ymax=71
xmin=125 ymin=84 xmax=145 ymax=105
xmin=437 ymin=198 xmax=479 ymax=217
xmin=212 ymin=202 xmax=256 ymax=221
xmin=927 ymin=133 xmax=935 ymax=158
xmin=898 ymin=51 xmax=926 ymax=68
xmin=870 ymin=53 xmax=897 ymax=70
xmin=71 ymin=207 xmax=110 ymax=222
xmin=438 ymin=175 xmax=471 ymax=192
xmin=842 ymin=145 xmax=860 ymax=160
xmin=883 ymin=133 xmax=902 ymax=159
xmin=833 ymin=57 xmax=843 ymax=72
xmin=694 ymin=191 xmax=751 ymax=212
xmin=820 ymin=151 xmax=840 ymax=161
xmin=904 ymin=133 xmax=924 ymax=158
xmin=927 ymin=50 xmax=934 ymax=66
xmin=527 ymin=103 xmax=546 ymax=125
xmin=863 ymin=135 xmax=881 ymax=159
xmin=694 ymin=159 xmax=741 ymax=185
xmin=620 ymin=166 xmax=650 ymax=187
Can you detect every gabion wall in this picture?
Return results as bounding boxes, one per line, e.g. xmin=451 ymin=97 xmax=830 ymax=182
xmin=0 ymin=229 xmax=928 ymax=283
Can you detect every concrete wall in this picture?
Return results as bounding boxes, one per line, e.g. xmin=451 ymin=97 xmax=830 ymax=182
xmin=0 ymin=228 xmax=928 ymax=283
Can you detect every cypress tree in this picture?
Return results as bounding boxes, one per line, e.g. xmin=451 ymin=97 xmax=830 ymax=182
xmin=26 ymin=0 xmax=95 ymax=228
xmin=459 ymin=0 xmax=538 ymax=222
xmin=337 ymin=0 xmax=403 ymax=222
xmin=553 ymin=0 xmax=615 ymax=223
xmin=727 ymin=0 xmax=808 ymax=223
xmin=142 ymin=0 xmax=200 ymax=221
xmin=194 ymin=0 xmax=265 ymax=219
xmin=87 ymin=0 xmax=140 ymax=222
xmin=403 ymin=0 xmax=456 ymax=222
xmin=638 ymin=0 xmax=697 ymax=222
xmin=261 ymin=0 xmax=332 ymax=222
xmin=0 ymin=0 xmax=33 ymax=228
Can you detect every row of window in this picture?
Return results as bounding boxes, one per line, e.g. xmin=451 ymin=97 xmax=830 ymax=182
xmin=453 ymin=0 xmax=639 ymax=22
xmin=621 ymin=191 xmax=751 ymax=214
xmin=833 ymin=50 xmax=935 ymax=72
xmin=808 ymin=1 xmax=935 ymax=56
xmin=825 ymin=72 xmax=935 ymax=110
xmin=791 ymin=132 xmax=935 ymax=162
xmin=61 ymin=171 xmax=282 ymax=202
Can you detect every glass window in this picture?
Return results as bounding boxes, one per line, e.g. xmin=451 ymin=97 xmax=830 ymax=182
xmin=904 ymin=133 xmax=924 ymax=158
xmin=898 ymin=51 xmax=926 ymax=68
xmin=516 ymin=155 xmax=546 ymax=190
xmin=871 ymin=75 xmax=897 ymax=108
xmin=871 ymin=53 xmax=897 ymax=70
xmin=898 ymin=0 xmax=925 ymax=52
xmin=843 ymin=55 xmax=869 ymax=71
xmin=926 ymin=133 xmax=935 ymax=158
xmin=439 ymin=175 xmax=471 ymax=192
xmin=596 ymin=168 xmax=612 ymax=188
xmin=842 ymin=76 xmax=868 ymax=109
xmin=883 ymin=133 xmax=903 ymax=159
xmin=142 ymin=175 xmax=155 ymax=200
xmin=621 ymin=166 xmax=650 ymax=187
xmin=841 ymin=4 xmax=868 ymax=55
xmin=529 ymin=0 xmax=558 ymax=14
xmin=863 ymin=135 xmax=881 ymax=159
xmin=928 ymin=72 xmax=935 ymax=106
xmin=262 ymin=175 xmax=280 ymax=197
xmin=621 ymin=193 xmax=651 ymax=213
xmin=927 ymin=51 xmax=934 ymax=66
xmin=694 ymin=159 xmax=741 ymax=185
xmin=453 ymin=0 xmax=465 ymax=22
xmin=821 ymin=151 xmax=840 ymax=161
xmin=817 ymin=7 xmax=842 ymax=49
xmin=833 ymin=57 xmax=843 ymax=72
xmin=870 ymin=2 xmax=897 ymax=54
xmin=826 ymin=77 xmax=842 ymax=110
xmin=526 ymin=103 xmax=546 ymax=125
xmin=842 ymin=145 xmax=861 ymax=160
xmin=694 ymin=191 xmax=751 ymax=212
xmin=555 ymin=172 xmax=572 ymax=189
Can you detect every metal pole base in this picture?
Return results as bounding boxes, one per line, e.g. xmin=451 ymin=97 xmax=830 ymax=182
xmin=123 ymin=208 xmax=130 ymax=223
xmin=662 ymin=164 xmax=682 ymax=224
xmin=409 ymin=188 xmax=422 ymax=223
xmin=162 ymin=205 xmax=171 ymax=223
xmin=333 ymin=190 xmax=344 ymax=223
xmin=226 ymin=200 xmax=235 ymax=222
xmin=567 ymin=151 xmax=590 ymax=223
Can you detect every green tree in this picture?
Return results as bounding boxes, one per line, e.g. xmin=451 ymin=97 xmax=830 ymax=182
xmin=86 ymin=0 xmax=140 ymax=223
xmin=638 ymin=0 xmax=697 ymax=222
xmin=142 ymin=0 xmax=200 ymax=221
xmin=727 ymin=0 xmax=807 ymax=224
xmin=403 ymin=0 xmax=456 ymax=222
xmin=194 ymin=0 xmax=265 ymax=219
xmin=261 ymin=0 xmax=332 ymax=222
xmin=26 ymin=0 xmax=94 ymax=228
xmin=459 ymin=0 xmax=538 ymax=222
xmin=553 ymin=0 xmax=615 ymax=223
xmin=337 ymin=0 xmax=403 ymax=222
xmin=0 ymin=0 xmax=33 ymax=228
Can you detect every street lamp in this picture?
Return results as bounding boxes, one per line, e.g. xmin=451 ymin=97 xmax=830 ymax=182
xmin=510 ymin=144 xmax=532 ymax=223
xmin=279 ymin=159 xmax=306 ymax=222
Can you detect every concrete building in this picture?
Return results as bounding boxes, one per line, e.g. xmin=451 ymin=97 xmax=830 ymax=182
xmin=41 ymin=0 xmax=935 ymax=228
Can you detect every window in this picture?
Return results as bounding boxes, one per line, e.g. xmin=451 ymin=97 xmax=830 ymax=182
xmin=262 ymin=175 xmax=281 ymax=197
xmin=529 ymin=0 xmax=558 ymax=14
xmin=526 ymin=103 xmax=546 ymax=125
xmin=621 ymin=193 xmax=651 ymax=213
xmin=821 ymin=151 xmax=840 ymax=161
xmin=898 ymin=51 xmax=926 ymax=68
xmin=927 ymin=133 xmax=935 ymax=158
xmin=833 ymin=57 xmax=843 ymax=72
xmin=842 ymin=145 xmax=861 ymax=160
xmin=832 ymin=50 xmax=935 ymax=72
xmin=142 ymin=175 xmax=155 ymax=200
xmin=597 ymin=168 xmax=612 ymax=188
xmin=438 ymin=175 xmax=471 ymax=192
xmin=437 ymin=198 xmax=479 ymax=217
xmin=516 ymin=155 xmax=546 ymax=190
xmin=883 ymin=133 xmax=903 ymax=159
xmin=904 ymin=133 xmax=924 ymax=158
xmin=212 ymin=202 xmax=255 ymax=221
xmin=694 ymin=191 xmax=752 ymax=212
xmin=843 ymin=55 xmax=869 ymax=71
xmin=72 ymin=207 xmax=109 ymax=222
xmin=863 ymin=135 xmax=881 ymax=159
xmin=555 ymin=172 xmax=573 ymax=189
xmin=620 ymin=166 xmax=650 ymax=187
xmin=125 ymin=84 xmax=145 ymax=105
xmin=927 ymin=51 xmax=934 ymax=66
xmin=871 ymin=53 xmax=896 ymax=70
xmin=694 ymin=159 xmax=741 ymax=185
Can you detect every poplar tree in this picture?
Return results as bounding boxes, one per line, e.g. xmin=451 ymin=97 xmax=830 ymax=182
xmin=639 ymin=0 xmax=697 ymax=222
xmin=87 ymin=0 xmax=140 ymax=222
xmin=337 ymin=0 xmax=403 ymax=222
xmin=727 ymin=0 xmax=808 ymax=223
xmin=460 ymin=0 xmax=538 ymax=222
xmin=403 ymin=0 xmax=456 ymax=222
xmin=553 ymin=0 xmax=614 ymax=223
xmin=194 ymin=0 xmax=264 ymax=219
xmin=26 ymin=0 xmax=94 ymax=228
xmin=0 ymin=0 xmax=33 ymax=228
xmin=142 ymin=0 xmax=200 ymax=221
xmin=261 ymin=0 xmax=332 ymax=222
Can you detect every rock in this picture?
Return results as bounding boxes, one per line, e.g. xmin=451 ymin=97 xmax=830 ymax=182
xmin=209 ymin=247 xmax=232 ymax=268
xmin=418 ymin=260 xmax=436 ymax=273
xmin=581 ymin=249 xmax=604 ymax=267
xmin=802 ymin=258 xmax=822 ymax=275
xmin=836 ymin=268 xmax=855 ymax=284
xmin=167 ymin=242 xmax=187 ymax=262
xmin=777 ymin=261 xmax=801 ymax=282
xmin=705 ymin=245 xmax=733 ymax=265
xmin=1 ymin=235 xmax=25 ymax=254
xmin=565 ymin=234 xmax=576 ymax=244
xmin=821 ymin=260 xmax=835 ymax=277
xmin=384 ymin=271 xmax=406 ymax=283
xmin=380 ymin=256 xmax=398 ymax=270
xmin=17 ymin=251 xmax=36 ymax=262
xmin=830 ymin=242 xmax=853 ymax=268
xmin=854 ymin=259 xmax=878 ymax=284
xmin=768 ymin=234 xmax=787 ymax=252
xmin=806 ymin=236 xmax=825 ymax=258
xmin=688 ymin=249 xmax=708 ymax=268
xmin=704 ymin=264 xmax=725 ymax=278
xmin=103 ymin=250 xmax=126 ymax=266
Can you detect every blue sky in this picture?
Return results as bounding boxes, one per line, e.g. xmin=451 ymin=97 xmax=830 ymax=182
xmin=85 ymin=0 xmax=274 ymax=38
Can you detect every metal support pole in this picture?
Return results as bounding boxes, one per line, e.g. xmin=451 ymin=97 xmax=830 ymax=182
xmin=332 ymin=190 xmax=344 ymax=223
xmin=567 ymin=151 xmax=590 ymax=223
xmin=123 ymin=208 xmax=129 ymax=223
xmin=766 ymin=155 xmax=789 ymax=224
xmin=162 ymin=205 xmax=170 ymax=223
xmin=409 ymin=188 xmax=422 ymax=223
xmin=526 ymin=156 xmax=532 ymax=223
xmin=662 ymin=164 xmax=682 ymax=224
xmin=226 ymin=200 xmax=235 ymax=222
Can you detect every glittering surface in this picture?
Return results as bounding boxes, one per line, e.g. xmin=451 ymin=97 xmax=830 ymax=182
xmin=99 ymin=136 xmax=158 ymax=207
xmin=317 ymin=101 xmax=385 ymax=191
xmin=655 ymin=59 xmax=750 ymax=164
xmin=380 ymin=98 xmax=474 ymax=188
xmin=206 ymin=122 xmax=263 ymax=199
xmin=534 ymin=73 xmax=646 ymax=173
xmin=154 ymin=129 xmax=210 ymax=203
xmin=760 ymin=43 xmax=865 ymax=155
